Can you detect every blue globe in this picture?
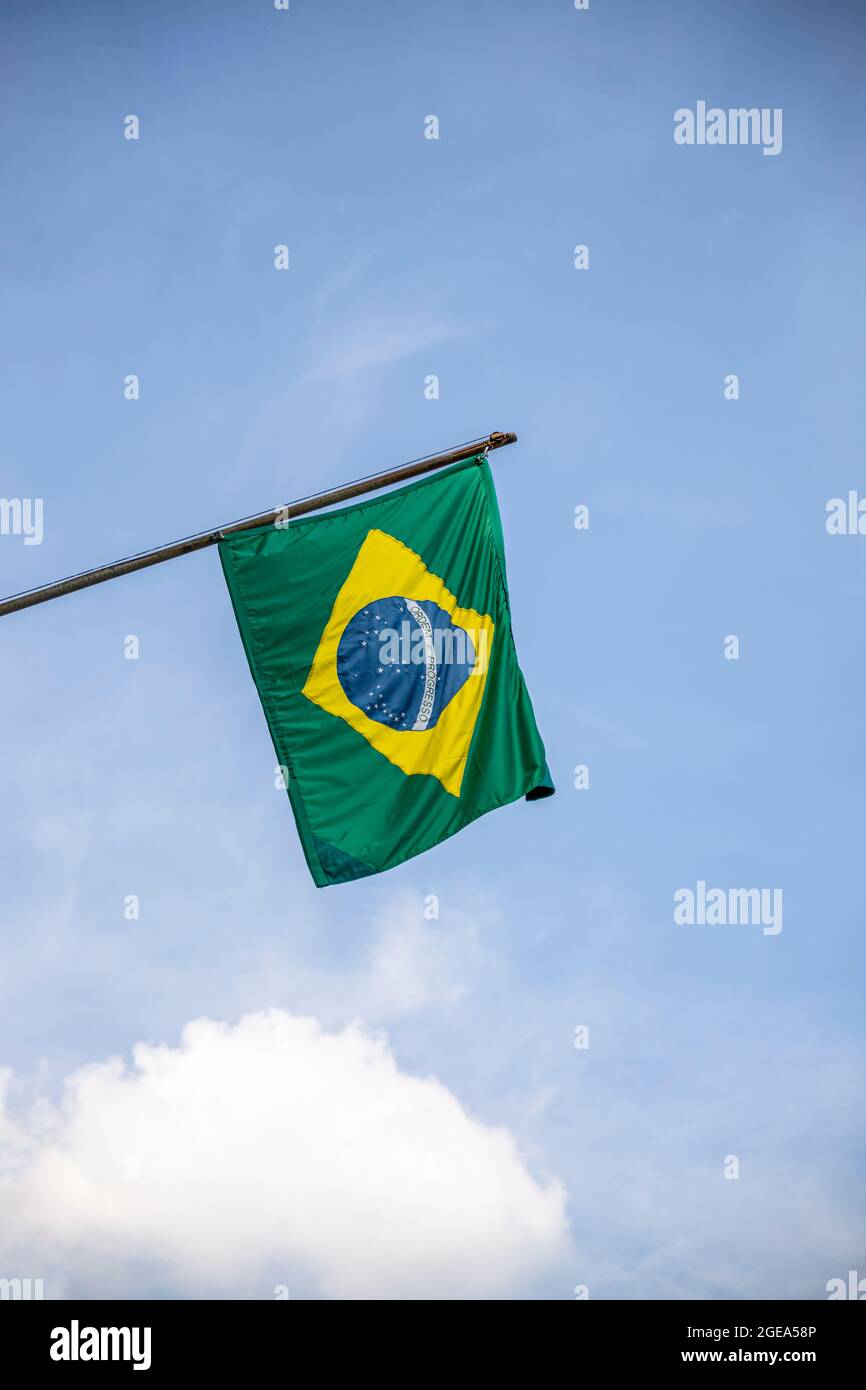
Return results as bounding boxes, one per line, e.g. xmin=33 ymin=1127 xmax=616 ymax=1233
xmin=336 ymin=596 xmax=476 ymax=731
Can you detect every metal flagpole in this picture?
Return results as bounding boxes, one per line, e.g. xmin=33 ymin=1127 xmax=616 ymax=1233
xmin=0 ymin=431 xmax=517 ymax=619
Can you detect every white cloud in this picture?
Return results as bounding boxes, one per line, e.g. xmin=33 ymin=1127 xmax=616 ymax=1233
xmin=0 ymin=1010 xmax=570 ymax=1300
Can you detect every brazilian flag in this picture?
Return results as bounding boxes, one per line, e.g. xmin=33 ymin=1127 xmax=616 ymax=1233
xmin=219 ymin=453 xmax=553 ymax=886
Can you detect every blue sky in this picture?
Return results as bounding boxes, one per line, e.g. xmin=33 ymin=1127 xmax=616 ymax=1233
xmin=1 ymin=0 xmax=864 ymax=1299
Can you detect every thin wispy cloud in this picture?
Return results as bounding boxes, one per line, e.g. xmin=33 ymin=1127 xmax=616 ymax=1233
xmin=302 ymin=313 xmax=466 ymax=381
